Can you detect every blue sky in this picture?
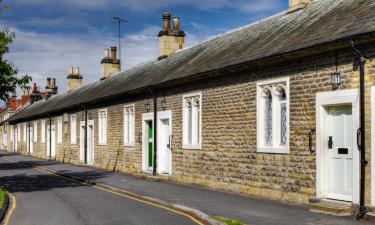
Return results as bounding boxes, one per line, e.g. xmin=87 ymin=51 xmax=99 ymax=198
xmin=1 ymin=0 xmax=288 ymax=103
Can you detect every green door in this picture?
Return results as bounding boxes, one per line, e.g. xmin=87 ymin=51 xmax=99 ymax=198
xmin=148 ymin=121 xmax=153 ymax=168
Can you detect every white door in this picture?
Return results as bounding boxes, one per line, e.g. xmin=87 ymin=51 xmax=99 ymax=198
xmin=158 ymin=118 xmax=172 ymax=175
xmin=87 ymin=124 xmax=94 ymax=165
xmin=47 ymin=125 xmax=56 ymax=157
xmin=14 ymin=128 xmax=18 ymax=151
xmin=26 ymin=127 xmax=33 ymax=153
xmin=326 ymin=105 xmax=353 ymax=201
xmin=80 ymin=122 xmax=94 ymax=165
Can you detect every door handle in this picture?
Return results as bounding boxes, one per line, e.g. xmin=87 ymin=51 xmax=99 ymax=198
xmin=328 ymin=136 xmax=333 ymax=149
xmin=167 ymin=135 xmax=173 ymax=151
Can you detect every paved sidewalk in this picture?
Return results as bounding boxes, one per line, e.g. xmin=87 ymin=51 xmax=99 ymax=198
xmin=1 ymin=151 xmax=371 ymax=225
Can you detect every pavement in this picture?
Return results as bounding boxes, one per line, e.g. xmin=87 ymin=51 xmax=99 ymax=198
xmin=0 ymin=153 xmax=198 ymax=225
xmin=0 ymin=150 xmax=373 ymax=225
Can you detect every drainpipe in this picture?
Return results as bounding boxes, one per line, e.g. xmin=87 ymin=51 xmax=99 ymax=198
xmin=49 ymin=116 xmax=52 ymax=158
xmin=351 ymin=41 xmax=368 ymax=219
xmin=28 ymin=122 xmax=30 ymax=155
xmin=81 ymin=104 xmax=88 ymax=164
xmin=147 ymin=87 xmax=158 ymax=176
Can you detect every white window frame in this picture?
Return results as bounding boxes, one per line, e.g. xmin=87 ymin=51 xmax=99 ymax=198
xmin=98 ymin=109 xmax=107 ymax=145
xmin=182 ymin=92 xmax=202 ymax=150
xmin=10 ymin=125 xmax=13 ymax=142
xmin=124 ymin=104 xmax=135 ymax=147
xmin=33 ymin=121 xmax=38 ymax=142
xmin=23 ymin=123 xmax=26 ymax=142
xmin=41 ymin=119 xmax=46 ymax=143
xmin=70 ymin=114 xmax=77 ymax=144
xmin=17 ymin=124 xmax=21 ymax=142
xmin=256 ymin=77 xmax=290 ymax=154
xmin=57 ymin=117 xmax=62 ymax=144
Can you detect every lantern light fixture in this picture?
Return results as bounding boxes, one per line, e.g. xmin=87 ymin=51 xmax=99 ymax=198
xmin=331 ymin=51 xmax=341 ymax=89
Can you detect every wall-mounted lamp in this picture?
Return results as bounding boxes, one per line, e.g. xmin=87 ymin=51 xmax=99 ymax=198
xmin=331 ymin=51 xmax=341 ymax=89
xmin=331 ymin=72 xmax=341 ymax=88
xmin=88 ymin=111 xmax=92 ymax=120
xmin=145 ymin=97 xmax=150 ymax=112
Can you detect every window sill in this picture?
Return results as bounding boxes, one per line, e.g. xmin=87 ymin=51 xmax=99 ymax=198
xmin=257 ymin=146 xmax=289 ymax=154
xmin=182 ymin=144 xmax=201 ymax=150
xmin=98 ymin=143 xmax=107 ymax=146
xmin=124 ymin=143 xmax=135 ymax=147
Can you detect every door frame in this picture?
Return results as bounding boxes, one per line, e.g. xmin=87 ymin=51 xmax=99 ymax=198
xmin=142 ymin=113 xmax=154 ymax=172
xmin=316 ymin=89 xmax=359 ymax=203
xmin=157 ymin=111 xmax=173 ymax=175
xmin=80 ymin=120 xmax=95 ymax=165
xmin=371 ymin=86 xmax=375 ymax=206
xmin=47 ymin=125 xmax=56 ymax=158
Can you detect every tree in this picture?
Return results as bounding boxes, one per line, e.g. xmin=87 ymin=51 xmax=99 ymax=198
xmin=0 ymin=3 xmax=31 ymax=102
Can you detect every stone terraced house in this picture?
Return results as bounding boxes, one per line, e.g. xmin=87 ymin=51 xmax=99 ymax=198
xmin=3 ymin=0 xmax=375 ymax=217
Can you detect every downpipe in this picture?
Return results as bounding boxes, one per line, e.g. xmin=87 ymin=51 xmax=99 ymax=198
xmin=147 ymin=87 xmax=158 ymax=176
xmin=351 ymin=41 xmax=368 ymax=219
xmin=81 ymin=104 xmax=88 ymax=164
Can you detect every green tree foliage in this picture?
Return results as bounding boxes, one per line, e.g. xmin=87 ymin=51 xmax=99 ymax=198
xmin=0 ymin=2 xmax=31 ymax=102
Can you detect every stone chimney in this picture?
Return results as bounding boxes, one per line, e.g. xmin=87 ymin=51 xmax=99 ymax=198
xmin=288 ymin=0 xmax=311 ymax=13
xmin=30 ymin=83 xmax=43 ymax=103
xmin=67 ymin=66 xmax=83 ymax=92
xmin=158 ymin=12 xmax=185 ymax=60
xmin=100 ymin=46 xmax=120 ymax=80
xmin=45 ymin=77 xmax=58 ymax=96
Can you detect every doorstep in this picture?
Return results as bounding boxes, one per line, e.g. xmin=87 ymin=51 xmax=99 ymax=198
xmin=308 ymin=198 xmax=354 ymax=216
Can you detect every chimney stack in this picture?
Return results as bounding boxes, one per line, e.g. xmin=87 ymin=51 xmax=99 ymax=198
xmin=45 ymin=77 xmax=58 ymax=96
xmin=158 ymin=12 xmax=185 ymax=60
xmin=30 ymin=83 xmax=42 ymax=103
xmin=100 ymin=46 xmax=120 ymax=80
xmin=288 ymin=0 xmax=311 ymax=12
xmin=67 ymin=66 xmax=83 ymax=92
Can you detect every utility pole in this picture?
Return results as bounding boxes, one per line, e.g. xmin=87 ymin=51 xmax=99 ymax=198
xmin=113 ymin=16 xmax=128 ymax=70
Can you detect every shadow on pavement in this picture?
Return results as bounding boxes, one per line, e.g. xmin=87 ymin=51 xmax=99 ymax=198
xmin=0 ymin=160 xmax=110 ymax=193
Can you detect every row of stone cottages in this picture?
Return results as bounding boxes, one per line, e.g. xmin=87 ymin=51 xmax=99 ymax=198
xmin=2 ymin=0 xmax=375 ymax=216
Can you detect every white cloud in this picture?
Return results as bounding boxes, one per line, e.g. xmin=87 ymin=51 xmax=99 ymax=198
xmin=1 ymin=22 xmax=210 ymax=102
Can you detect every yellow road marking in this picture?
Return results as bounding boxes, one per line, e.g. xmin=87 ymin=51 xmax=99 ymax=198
xmin=2 ymin=157 xmax=204 ymax=225
xmin=2 ymin=192 xmax=16 ymax=225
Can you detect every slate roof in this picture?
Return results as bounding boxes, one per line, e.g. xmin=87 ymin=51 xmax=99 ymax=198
xmin=8 ymin=0 xmax=375 ymax=123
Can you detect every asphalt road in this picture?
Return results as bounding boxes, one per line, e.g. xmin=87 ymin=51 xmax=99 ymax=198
xmin=0 ymin=157 xmax=197 ymax=225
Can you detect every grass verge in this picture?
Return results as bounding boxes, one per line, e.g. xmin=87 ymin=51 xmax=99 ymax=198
xmin=211 ymin=216 xmax=244 ymax=225
xmin=0 ymin=188 xmax=4 ymax=207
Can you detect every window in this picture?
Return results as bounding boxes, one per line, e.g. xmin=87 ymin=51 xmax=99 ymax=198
xmin=257 ymin=78 xmax=289 ymax=153
xmin=23 ymin=123 xmax=26 ymax=142
xmin=57 ymin=117 xmax=62 ymax=144
xmin=10 ymin=125 xmax=13 ymax=142
xmin=17 ymin=124 xmax=21 ymax=141
xmin=70 ymin=114 xmax=77 ymax=144
xmin=41 ymin=120 xmax=46 ymax=143
xmin=124 ymin=105 xmax=135 ymax=146
xmin=33 ymin=121 xmax=38 ymax=142
xmin=98 ymin=109 xmax=107 ymax=145
xmin=182 ymin=92 xmax=202 ymax=149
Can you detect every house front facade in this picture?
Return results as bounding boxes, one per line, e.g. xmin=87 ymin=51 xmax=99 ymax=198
xmin=3 ymin=0 xmax=375 ymax=215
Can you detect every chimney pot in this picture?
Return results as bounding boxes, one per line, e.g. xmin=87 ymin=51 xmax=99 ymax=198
xmin=32 ymin=83 xmax=37 ymax=93
xmin=69 ymin=66 xmax=73 ymax=75
xmin=104 ymin=49 xmax=110 ymax=58
xmin=163 ymin=12 xmax=171 ymax=31
xmin=173 ymin=17 xmax=180 ymax=31
xmin=75 ymin=67 xmax=80 ymax=75
xmin=288 ymin=0 xmax=311 ymax=12
xmin=111 ymin=46 xmax=117 ymax=60
xmin=52 ymin=78 xmax=56 ymax=86
xmin=47 ymin=77 xmax=51 ymax=86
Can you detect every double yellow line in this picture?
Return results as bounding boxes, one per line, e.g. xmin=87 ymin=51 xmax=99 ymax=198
xmin=2 ymin=157 xmax=204 ymax=225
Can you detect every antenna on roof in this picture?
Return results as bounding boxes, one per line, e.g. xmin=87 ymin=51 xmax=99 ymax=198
xmin=113 ymin=16 xmax=128 ymax=70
